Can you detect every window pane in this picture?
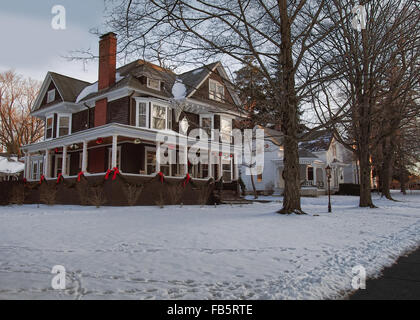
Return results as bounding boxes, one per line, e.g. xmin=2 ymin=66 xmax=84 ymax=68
xmin=152 ymin=105 xmax=166 ymax=130
xmin=220 ymin=118 xmax=232 ymax=143
xmin=58 ymin=116 xmax=70 ymax=137
xmin=138 ymin=102 xmax=147 ymax=127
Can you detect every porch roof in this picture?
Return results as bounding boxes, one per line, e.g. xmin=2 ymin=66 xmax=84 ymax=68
xmin=21 ymin=123 xmax=239 ymax=153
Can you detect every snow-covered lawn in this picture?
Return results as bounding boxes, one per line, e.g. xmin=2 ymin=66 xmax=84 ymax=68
xmin=0 ymin=191 xmax=419 ymax=300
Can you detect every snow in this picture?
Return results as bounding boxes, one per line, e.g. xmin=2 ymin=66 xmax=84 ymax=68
xmin=0 ymin=156 xmax=24 ymax=174
xmin=171 ymin=79 xmax=187 ymax=100
xmin=0 ymin=191 xmax=419 ymax=300
xmin=76 ymin=73 xmax=124 ymax=103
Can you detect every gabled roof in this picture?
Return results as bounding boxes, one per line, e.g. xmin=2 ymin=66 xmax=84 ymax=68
xmin=32 ymin=72 xmax=91 ymax=112
xmin=299 ymin=131 xmax=333 ymax=152
xmin=179 ymin=62 xmax=220 ymax=97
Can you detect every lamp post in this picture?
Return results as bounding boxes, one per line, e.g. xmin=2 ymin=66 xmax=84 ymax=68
xmin=326 ymin=165 xmax=332 ymax=213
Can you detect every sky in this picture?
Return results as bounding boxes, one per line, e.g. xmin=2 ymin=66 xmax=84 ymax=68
xmin=0 ymin=0 xmax=107 ymax=83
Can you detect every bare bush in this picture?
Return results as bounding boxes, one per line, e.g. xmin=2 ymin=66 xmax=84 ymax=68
xmin=197 ymin=184 xmax=213 ymax=207
xmin=167 ymin=183 xmax=184 ymax=205
xmin=88 ymin=185 xmax=106 ymax=208
xmin=9 ymin=184 xmax=25 ymax=205
xmin=155 ymin=191 xmax=165 ymax=208
xmin=124 ymin=183 xmax=144 ymax=206
xmin=39 ymin=183 xmax=57 ymax=206
xmin=76 ymin=180 xmax=89 ymax=205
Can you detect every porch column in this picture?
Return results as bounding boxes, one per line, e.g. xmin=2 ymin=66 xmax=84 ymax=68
xmin=111 ymin=135 xmax=118 ymax=168
xmin=313 ymin=166 xmax=317 ymax=186
xmin=218 ymin=155 xmax=223 ymax=179
xmin=233 ymin=153 xmax=239 ymax=180
xmin=25 ymin=152 xmax=31 ymax=179
xmin=156 ymin=141 xmax=161 ymax=173
xmin=208 ymin=150 xmax=213 ymax=178
xmin=62 ymin=146 xmax=68 ymax=176
xmin=182 ymin=145 xmax=188 ymax=175
xmin=82 ymin=141 xmax=88 ymax=172
xmin=44 ymin=149 xmax=50 ymax=178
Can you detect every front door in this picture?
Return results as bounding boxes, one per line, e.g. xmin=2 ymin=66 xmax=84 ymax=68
xmin=145 ymin=147 xmax=156 ymax=175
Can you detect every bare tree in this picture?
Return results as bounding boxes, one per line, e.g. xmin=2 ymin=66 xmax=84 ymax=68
xmin=0 ymin=70 xmax=43 ymax=156
xmin=311 ymin=0 xmax=419 ymax=207
xmin=102 ymin=0 xmax=340 ymax=214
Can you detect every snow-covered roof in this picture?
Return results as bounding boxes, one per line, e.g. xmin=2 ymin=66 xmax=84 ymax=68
xmin=0 ymin=156 xmax=25 ymax=175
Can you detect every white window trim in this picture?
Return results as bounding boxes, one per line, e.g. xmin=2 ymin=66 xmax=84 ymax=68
xmin=147 ymin=78 xmax=161 ymax=91
xmin=209 ymin=79 xmax=224 ymax=102
xmin=220 ymin=116 xmax=233 ymax=144
xmin=30 ymin=157 xmax=44 ymax=180
xmin=45 ymin=114 xmax=54 ymax=141
xmin=135 ymin=98 xmax=150 ymax=128
xmin=199 ymin=114 xmax=214 ymax=140
xmin=47 ymin=89 xmax=56 ymax=104
xmin=151 ymin=103 xmax=168 ymax=130
xmin=56 ymin=113 xmax=72 ymax=138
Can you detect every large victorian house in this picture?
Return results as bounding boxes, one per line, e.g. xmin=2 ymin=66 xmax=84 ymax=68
xmin=22 ymin=33 xmax=243 ymax=184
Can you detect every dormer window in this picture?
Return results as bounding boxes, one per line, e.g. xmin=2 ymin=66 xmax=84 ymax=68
xmin=209 ymin=79 xmax=224 ymax=102
xmin=47 ymin=89 xmax=56 ymax=103
xmin=147 ymin=78 xmax=161 ymax=91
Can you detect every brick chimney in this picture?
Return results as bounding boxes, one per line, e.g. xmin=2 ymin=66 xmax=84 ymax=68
xmin=95 ymin=32 xmax=117 ymax=127
xmin=98 ymin=32 xmax=117 ymax=90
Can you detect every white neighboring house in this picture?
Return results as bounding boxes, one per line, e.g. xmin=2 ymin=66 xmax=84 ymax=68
xmin=240 ymin=127 xmax=358 ymax=196
xmin=0 ymin=154 xmax=25 ymax=181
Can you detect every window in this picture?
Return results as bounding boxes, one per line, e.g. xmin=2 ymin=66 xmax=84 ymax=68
xmin=31 ymin=158 xmax=44 ymax=180
xmin=147 ymin=78 xmax=161 ymax=91
xmin=47 ymin=89 xmax=56 ymax=103
xmin=137 ymin=101 xmax=148 ymax=128
xmin=145 ymin=147 xmax=156 ymax=174
xmin=107 ymin=146 xmax=122 ymax=170
xmin=307 ymin=167 xmax=314 ymax=181
xmin=167 ymin=108 xmax=173 ymax=130
xmin=152 ymin=104 xmax=167 ymax=130
xmin=57 ymin=115 xmax=71 ymax=137
xmin=45 ymin=115 xmax=54 ymax=140
xmin=257 ymin=165 xmax=263 ymax=182
xmin=209 ymin=79 xmax=224 ymax=101
xmin=179 ymin=117 xmax=189 ymax=135
xmin=200 ymin=115 xmax=213 ymax=139
xmin=220 ymin=117 xmax=232 ymax=143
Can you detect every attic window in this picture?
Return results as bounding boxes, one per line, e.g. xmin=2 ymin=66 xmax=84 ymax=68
xmin=209 ymin=79 xmax=224 ymax=102
xmin=47 ymin=89 xmax=56 ymax=103
xmin=147 ymin=78 xmax=161 ymax=91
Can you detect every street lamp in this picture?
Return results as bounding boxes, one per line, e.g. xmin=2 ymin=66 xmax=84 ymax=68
xmin=326 ymin=165 xmax=332 ymax=213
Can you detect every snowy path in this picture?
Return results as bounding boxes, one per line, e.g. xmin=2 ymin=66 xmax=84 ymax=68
xmin=0 ymin=192 xmax=419 ymax=299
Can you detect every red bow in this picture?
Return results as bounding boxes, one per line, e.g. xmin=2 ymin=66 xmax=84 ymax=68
xmin=112 ymin=167 xmax=120 ymax=180
xmin=77 ymin=171 xmax=84 ymax=182
xmin=56 ymin=173 xmax=63 ymax=184
xmin=158 ymin=171 xmax=164 ymax=183
xmin=39 ymin=175 xmax=45 ymax=184
xmin=105 ymin=169 xmax=112 ymax=180
xmin=23 ymin=178 xmax=27 ymax=184
xmin=183 ymin=173 xmax=191 ymax=188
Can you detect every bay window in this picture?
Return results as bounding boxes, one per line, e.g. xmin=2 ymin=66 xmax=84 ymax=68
xmin=57 ymin=114 xmax=71 ymax=137
xmin=45 ymin=115 xmax=54 ymax=140
xmin=137 ymin=101 xmax=148 ymax=128
xmin=135 ymin=98 xmax=173 ymax=131
xmin=152 ymin=104 xmax=166 ymax=130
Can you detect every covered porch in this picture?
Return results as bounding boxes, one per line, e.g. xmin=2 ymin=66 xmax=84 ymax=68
xmin=22 ymin=123 xmax=240 ymax=183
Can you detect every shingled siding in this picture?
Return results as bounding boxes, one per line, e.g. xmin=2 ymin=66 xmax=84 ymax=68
xmin=72 ymin=108 xmax=95 ymax=133
xmin=39 ymin=82 xmax=63 ymax=110
xmin=107 ymin=97 xmax=130 ymax=125
xmin=191 ymin=71 xmax=235 ymax=105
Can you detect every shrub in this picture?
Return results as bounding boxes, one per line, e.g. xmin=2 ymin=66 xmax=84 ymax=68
xmin=167 ymin=183 xmax=184 ymax=205
xmin=155 ymin=191 xmax=165 ymax=208
xmin=76 ymin=180 xmax=89 ymax=205
xmin=197 ymin=184 xmax=213 ymax=207
xmin=39 ymin=183 xmax=57 ymax=206
xmin=124 ymin=183 xmax=144 ymax=206
xmin=9 ymin=184 xmax=25 ymax=205
xmin=88 ymin=185 xmax=106 ymax=208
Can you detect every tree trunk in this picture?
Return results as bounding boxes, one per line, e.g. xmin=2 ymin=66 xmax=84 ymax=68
xmin=359 ymin=143 xmax=375 ymax=207
xmin=250 ymin=174 xmax=258 ymax=199
xmin=400 ymin=169 xmax=407 ymax=195
xmin=277 ymin=0 xmax=303 ymax=214
xmin=380 ymin=138 xmax=395 ymax=200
